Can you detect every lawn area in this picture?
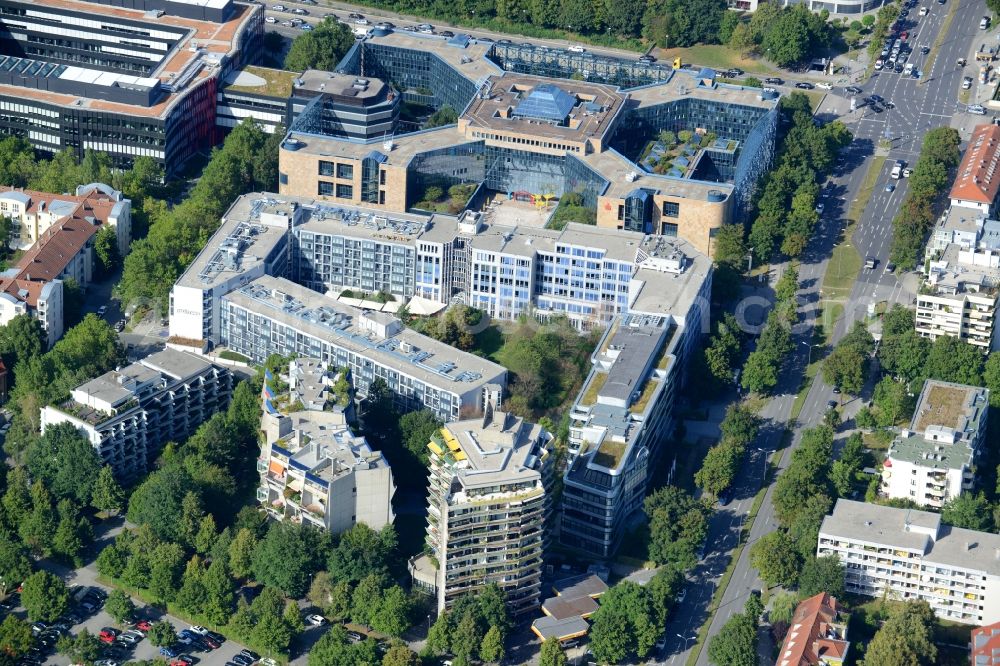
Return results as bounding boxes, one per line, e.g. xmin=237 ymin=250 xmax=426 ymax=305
xmin=659 ymin=45 xmax=778 ymax=76
xmin=822 ymin=155 xmax=884 ymax=300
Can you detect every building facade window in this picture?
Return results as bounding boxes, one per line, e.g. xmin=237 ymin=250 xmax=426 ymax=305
xmin=319 ymin=160 xmax=335 ymax=177
xmin=662 ymin=201 xmax=680 ymax=218
xmin=337 ymin=163 xmax=354 ymax=179
xmin=336 ymin=183 xmax=354 ymax=199
xmin=662 ymin=223 xmax=678 ymax=237
xmin=318 ymin=181 xmax=333 ymax=196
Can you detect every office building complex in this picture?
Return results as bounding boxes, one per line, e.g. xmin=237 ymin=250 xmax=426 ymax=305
xmin=776 ymin=593 xmax=850 ymax=666
xmin=559 ymin=246 xmax=712 ymax=557
xmin=818 ymin=499 xmax=1000 ymax=625
xmin=880 ymin=380 xmax=989 ymax=508
xmin=275 ymin=30 xmax=779 ymax=257
xmin=410 ymin=392 xmax=554 ymax=615
xmin=0 ymin=0 xmax=263 ymax=176
xmin=171 ymin=192 xmax=714 ymax=338
xmin=40 ymin=348 xmax=232 ymax=480
xmin=257 ymin=358 xmax=395 ymax=534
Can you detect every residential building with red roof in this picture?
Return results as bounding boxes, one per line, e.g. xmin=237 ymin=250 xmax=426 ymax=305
xmin=950 ymin=124 xmax=1000 ymax=215
xmin=0 ymin=183 xmax=131 ymax=252
xmin=973 ymin=620 xmax=1000 ymax=664
xmin=0 ymin=183 xmax=131 ymax=346
xmin=776 ymin=592 xmax=850 ymax=666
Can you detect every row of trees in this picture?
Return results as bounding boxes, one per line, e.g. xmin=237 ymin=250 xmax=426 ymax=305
xmin=889 ymin=127 xmax=962 ymax=269
xmin=744 ymin=425 xmax=852 ymax=597
xmin=707 ymin=593 xmax=763 ymax=666
xmin=749 ymin=95 xmax=852 ymax=262
xmin=695 ymin=404 xmax=760 ymax=499
xmin=740 ymin=266 xmax=799 ymax=395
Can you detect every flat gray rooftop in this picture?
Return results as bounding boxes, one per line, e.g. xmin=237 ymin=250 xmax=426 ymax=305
xmin=223 ymin=274 xmax=505 ymax=392
xmin=819 ymin=499 xmax=939 ymax=553
xmin=442 ymin=410 xmax=546 ymax=491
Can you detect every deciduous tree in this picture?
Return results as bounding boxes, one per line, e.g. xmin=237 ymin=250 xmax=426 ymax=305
xmin=20 ymin=570 xmax=68 ymax=622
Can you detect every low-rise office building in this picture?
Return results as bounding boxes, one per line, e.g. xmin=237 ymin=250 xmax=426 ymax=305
xmin=817 ymin=499 xmax=1000 ymax=625
xmin=257 ymin=358 xmax=395 ymax=534
xmin=880 ymin=379 xmax=989 ymax=508
xmin=410 ymin=392 xmax=554 ymax=615
xmin=41 ymin=348 xmax=233 ymax=480
xmin=0 ymin=0 xmax=263 ymax=176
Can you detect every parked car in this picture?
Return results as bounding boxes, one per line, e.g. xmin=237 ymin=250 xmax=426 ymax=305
xmin=794 ymin=81 xmax=814 ymax=89
xmin=969 ymin=104 xmax=987 ymax=115
xmin=178 ymin=656 xmax=197 ymax=665
xmin=764 ymin=77 xmax=783 ymax=85
xmin=239 ymin=650 xmax=260 ymax=662
xmin=160 ymin=647 xmax=180 ymax=658
xmin=134 ymin=621 xmax=152 ymax=632
xmin=845 ymin=85 xmax=862 ymax=95
xmin=204 ymin=631 xmax=225 ymax=644
xmin=188 ymin=627 xmax=208 ymax=636
xmin=816 ymin=82 xmax=833 ymax=90
xmin=347 ymin=631 xmax=364 ymax=643
xmin=231 ymin=655 xmax=254 ymax=666
xmin=305 ymin=614 xmax=327 ymax=627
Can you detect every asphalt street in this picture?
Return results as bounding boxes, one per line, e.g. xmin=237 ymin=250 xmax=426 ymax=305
xmin=656 ymin=1 xmax=991 ymax=664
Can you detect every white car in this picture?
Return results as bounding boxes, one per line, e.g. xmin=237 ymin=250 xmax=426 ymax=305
xmin=567 ymin=45 xmax=586 ymax=53
xmin=815 ymin=202 xmax=825 ymax=214
xmin=816 ymin=82 xmax=833 ymax=90
xmin=188 ymin=626 xmax=209 ymax=636
xmin=919 ymin=5 xmax=928 ymax=14
xmin=264 ymin=16 xmax=276 ymax=23
xmin=969 ymin=104 xmax=987 ymax=115
xmin=305 ymin=614 xmax=327 ymax=627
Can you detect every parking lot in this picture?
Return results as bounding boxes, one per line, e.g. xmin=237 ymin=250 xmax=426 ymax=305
xmin=7 ymin=581 xmax=265 ymax=666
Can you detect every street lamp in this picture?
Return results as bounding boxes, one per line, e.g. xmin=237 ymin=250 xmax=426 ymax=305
xmin=677 ymin=634 xmax=697 ymax=651
xmin=745 ymin=247 xmax=754 ymax=273
xmin=801 ymin=340 xmax=816 ymax=365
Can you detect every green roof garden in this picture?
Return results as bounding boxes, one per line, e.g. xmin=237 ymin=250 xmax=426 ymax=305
xmin=224 ymin=66 xmax=300 ymax=99
xmin=580 ymin=372 xmax=608 ymax=407
xmin=630 ymin=377 xmax=660 ymax=415
xmin=593 ymin=439 xmax=627 ymax=469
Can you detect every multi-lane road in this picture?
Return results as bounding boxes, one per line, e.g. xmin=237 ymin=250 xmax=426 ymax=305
xmin=657 ymin=0 xmax=992 ymax=664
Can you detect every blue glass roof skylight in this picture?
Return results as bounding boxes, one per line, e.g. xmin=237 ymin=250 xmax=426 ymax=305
xmin=512 ymin=83 xmax=576 ymax=122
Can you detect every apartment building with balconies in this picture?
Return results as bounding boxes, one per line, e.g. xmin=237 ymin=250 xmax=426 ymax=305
xmin=410 ymin=391 xmax=554 ymax=616
xmin=915 ymin=267 xmax=998 ymax=351
xmin=817 ymin=499 xmax=1000 ymax=625
xmin=257 ymin=358 xmax=395 ymax=534
xmin=880 ymin=379 xmax=989 ymax=508
xmin=40 ymin=348 xmax=232 ymax=481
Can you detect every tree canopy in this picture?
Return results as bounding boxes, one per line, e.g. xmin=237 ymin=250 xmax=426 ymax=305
xmin=284 ymin=18 xmax=356 ymax=71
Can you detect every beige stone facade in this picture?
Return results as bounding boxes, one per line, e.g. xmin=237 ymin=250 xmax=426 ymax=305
xmin=596 ymin=192 xmax=730 ymax=257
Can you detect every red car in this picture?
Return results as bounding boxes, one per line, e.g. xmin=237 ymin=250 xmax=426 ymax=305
xmin=135 ymin=621 xmax=152 ymax=631
xmin=99 ymin=632 xmax=116 ymax=644
xmin=901 ymin=30 xmax=909 ymax=40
